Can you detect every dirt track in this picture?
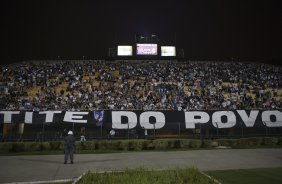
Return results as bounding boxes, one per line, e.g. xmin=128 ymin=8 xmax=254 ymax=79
xmin=1 ymin=148 xmax=282 ymax=183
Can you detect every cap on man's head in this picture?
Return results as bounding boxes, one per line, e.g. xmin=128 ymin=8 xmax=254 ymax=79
xmin=68 ymin=131 xmax=73 ymax=135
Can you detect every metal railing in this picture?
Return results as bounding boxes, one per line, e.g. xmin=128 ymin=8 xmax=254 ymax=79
xmin=1 ymin=122 xmax=282 ymax=142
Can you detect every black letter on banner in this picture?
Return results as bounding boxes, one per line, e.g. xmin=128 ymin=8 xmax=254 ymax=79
xmin=212 ymin=111 xmax=236 ymax=128
xmin=237 ymin=110 xmax=259 ymax=127
xmin=63 ymin=111 xmax=89 ymax=123
xmin=140 ymin=111 xmax=165 ymax=129
xmin=112 ymin=111 xmax=137 ymax=129
xmin=185 ymin=111 xmax=209 ymax=129
xmin=262 ymin=110 xmax=282 ymax=127
xmin=0 ymin=111 xmax=20 ymax=123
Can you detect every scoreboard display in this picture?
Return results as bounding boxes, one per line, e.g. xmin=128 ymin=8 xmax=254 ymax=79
xmin=161 ymin=46 xmax=176 ymax=56
xmin=136 ymin=44 xmax=158 ymax=55
xmin=113 ymin=34 xmax=181 ymax=58
xmin=117 ymin=46 xmax=133 ymax=56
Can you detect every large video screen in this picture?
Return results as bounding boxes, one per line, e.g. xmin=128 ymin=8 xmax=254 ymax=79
xmin=136 ymin=44 xmax=158 ymax=55
xmin=161 ymin=46 xmax=176 ymax=56
xmin=117 ymin=46 xmax=133 ymax=56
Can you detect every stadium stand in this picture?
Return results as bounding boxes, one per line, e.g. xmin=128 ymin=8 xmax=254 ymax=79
xmin=0 ymin=60 xmax=281 ymax=111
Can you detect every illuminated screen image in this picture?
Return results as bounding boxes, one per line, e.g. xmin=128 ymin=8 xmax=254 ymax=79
xmin=136 ymin=44 xmax=158 ymax=55
xmin=161 ymin=46 xmax=176 ymax=56
xmin=117 ymin=46 xmax=133 ymax=56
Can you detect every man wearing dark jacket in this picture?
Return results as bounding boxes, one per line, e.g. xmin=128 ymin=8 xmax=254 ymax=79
xmin=64 ymin=131 xmax=75 ymax=164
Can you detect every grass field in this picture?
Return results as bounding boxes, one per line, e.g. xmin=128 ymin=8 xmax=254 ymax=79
xmin=33 ymin=167 xmax=282 ymax=184
xmin=205 ymin=167 xmax=282 ymax=184
xmin=75 ymin=167 xmax=282 ymax=184
xmin=77 ymin=168 xmax=217 ymax=184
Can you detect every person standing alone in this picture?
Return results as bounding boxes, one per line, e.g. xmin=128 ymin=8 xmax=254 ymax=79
xmin=64 ymin=131 xmax=75 ymax=164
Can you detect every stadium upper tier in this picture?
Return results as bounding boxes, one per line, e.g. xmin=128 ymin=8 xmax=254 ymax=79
xmin=0 ymin=60 xmax=281 ymax=111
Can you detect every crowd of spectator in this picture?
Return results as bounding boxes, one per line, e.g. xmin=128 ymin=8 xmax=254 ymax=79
xmin=0 ymin=60 xmax=281 ymax=111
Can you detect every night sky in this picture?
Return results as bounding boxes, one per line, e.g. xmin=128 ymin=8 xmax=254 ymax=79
xmin=1 ymin=0 xmax=281 ymax=65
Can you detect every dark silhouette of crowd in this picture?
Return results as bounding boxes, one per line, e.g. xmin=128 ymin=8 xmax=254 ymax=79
xmin=0 ymin=60 xmax=281 ymax=111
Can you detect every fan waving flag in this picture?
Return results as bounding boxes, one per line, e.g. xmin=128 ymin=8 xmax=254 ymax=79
xmin=93 ymin=111 xmax=105 ymax=126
